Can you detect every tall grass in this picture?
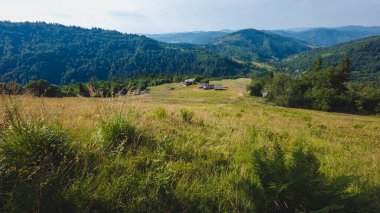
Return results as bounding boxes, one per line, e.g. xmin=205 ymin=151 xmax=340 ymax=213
xmin=98 ymin=116 xmax=139 ymax=151
xmin=0 ymin=90 xmax=379 ymax=212
xmin=0 ymin=104 xmax=80 ymax=212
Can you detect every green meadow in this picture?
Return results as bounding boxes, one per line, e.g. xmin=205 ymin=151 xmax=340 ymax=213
xmin=1 ymin=78 xmax=379 ymax=212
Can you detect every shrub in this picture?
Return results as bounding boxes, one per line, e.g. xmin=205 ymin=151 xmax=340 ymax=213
xmin=179 ymin=109 xmax=194 ymax=123
xmin=25 ymin=80 xmax=61 ymax=97
xmin=98 ymin=117 xmax=138 ymax=150
xmin=247 ymin=80 xmax=264 ymax=97
xmin=252 ymin=142 xmax=355 ymax=212
xmin=0 ymin=115 xmax=78 ymax=212
xmin=266 ymin=74 xmax=295 ymax=107
xmin=152 ymin=107 xmax=167 ymax=120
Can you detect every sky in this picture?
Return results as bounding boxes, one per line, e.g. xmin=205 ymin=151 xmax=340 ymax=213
xmin=1 ymin=0 xmax=380 ymax=34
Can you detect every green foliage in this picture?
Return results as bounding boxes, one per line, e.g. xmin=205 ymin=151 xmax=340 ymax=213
xmin=179 ymin=109 xmax=194 ymax=123
xmin=0 ymin=107 xmax=78 ymax=212
xmin=348 ymin=82 xmax=380 ymax=113
xmin=0 ymin=81 xmax=23 ymax=95
xmin=247 ymin=80 xmax=264 ymax=97
xmin=98 ymin=117 xmax=138 ymax=150
xmin=0 ymin=22 xmax=244 ymax=84
xmin=267 ymin=74 xmax=295 ymax=107
xmin=151 ymin=107 xmax=167 ymax=120
xmin=25 ymin=80 xmax=61 ymax=97
xmin=204 ymin=29 xmax=311 ymax=62
xmin=254 ymin=59 xmax=380 ymax=114
xmin=253 ymin=142 xmax=354 ymax=212
xmin=278 ymin=36 xmax=380 ymax=83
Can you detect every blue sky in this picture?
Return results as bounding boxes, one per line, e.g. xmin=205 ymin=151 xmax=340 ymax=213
xmin=1 ymin=0 xmax=379 ymax=33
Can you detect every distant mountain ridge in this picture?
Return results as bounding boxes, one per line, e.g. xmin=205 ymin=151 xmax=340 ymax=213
xmin=0 ymin=22 xmax=244 ymax=84
xmin=203 ymin=29 xmax=312 ymax=61
xmin=271 ymin=26 xmax=380 ymax=47
xmin=278 ymin=36 xmax=380 ymax=83
xmin=148 ymin=26 xmax=380 ymax=48
xmin=146 ymin=30 xmax=232 ymax=44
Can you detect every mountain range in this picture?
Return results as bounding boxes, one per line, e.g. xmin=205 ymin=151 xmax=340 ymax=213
xmin=147 ymin=26 xmax=380 ymax=47
xmin=272 ymin=26 xmax=380 ymax=47
xmin=203 ymin=29 xmax=312 ymax=61
xmin=278 ymin=36 xmax=380 ymax=83
xmin=0 ymin=22 xmax=379 ymax=84
xmin=146 ymin=30 xmax=232 ymax=44
xmin=0 ymin=22 xmax=243 ymax=84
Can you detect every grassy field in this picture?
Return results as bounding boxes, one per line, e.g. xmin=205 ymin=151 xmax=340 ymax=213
xmin=1 ymin=78 xmax=379 ymax=212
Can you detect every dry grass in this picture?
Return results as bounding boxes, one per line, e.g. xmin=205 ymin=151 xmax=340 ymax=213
xmin=0 ymin=79 xmax=380 ymax=190
xmin=1 ymin=78 xmax=380 ymax=193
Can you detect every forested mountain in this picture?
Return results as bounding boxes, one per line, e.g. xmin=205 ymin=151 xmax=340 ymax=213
xmin=203 ymin=29 xmax=312 ymax=62
xmin=0 ymin=22 xmax=244 ymax=84
xmin=146 ymin=31 xmax=231 ymax=44
xmin=272 ymin=26 xmax=380 ymax=47
xmin=278 ymin=36 xmax=380 ymax=83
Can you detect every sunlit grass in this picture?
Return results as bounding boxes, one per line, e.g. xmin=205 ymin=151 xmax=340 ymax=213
xmin=1 ymin=78 xmax=379 ymax=211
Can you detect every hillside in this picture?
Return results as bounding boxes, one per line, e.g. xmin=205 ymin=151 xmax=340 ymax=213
xmin=1 ymin=78 xmax=379 ymax=211
xmin=278 ymin=36 xmax=380 ymax=83
xmin=146 ymin=30 xmax=231 ymax=44
xmin=0 ymin=22 xmax=243 ymax=84
xmin=204 ymin=29 xmax=312 ymax=62
xmin=272 ymin=26 xmax=380 ymax=47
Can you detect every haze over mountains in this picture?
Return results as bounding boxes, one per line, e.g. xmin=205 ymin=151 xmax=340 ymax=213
xmin=147 ymin=26 xmax=380 ymax=47
xmin=147 ymin=31 xmax=232 ymax=44
xmin=272 ymin=26 xmax=380 ymax=47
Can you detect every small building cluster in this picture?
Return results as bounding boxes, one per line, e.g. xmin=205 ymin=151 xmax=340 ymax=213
xmin=198 ymin=83 xmax=224 ymax=90
xmin=180 ymin=78 xmax=225 ymax=91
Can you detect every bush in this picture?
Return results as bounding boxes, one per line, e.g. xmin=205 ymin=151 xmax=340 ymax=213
xmin=252 ymin=59 xmax=380 ymax=114
xmin=151 ymin=107 xmax=167 ymax=120
xmin=25 ymin=80 xmax=61 ymax=97
xmin=247 ymin=80 xmax=264 ymax=97
xmin=0 ymin=114 xmax=78 ymax=212
xmin=179 ymin=109 xmax=194 ymax=123
xmin=267 ymin=74 xmax=295 ymax=107
xmin=253 ymin=142 xmax=355 ymax=212
xmin=98 ymin=117 xmax=138 ymax=150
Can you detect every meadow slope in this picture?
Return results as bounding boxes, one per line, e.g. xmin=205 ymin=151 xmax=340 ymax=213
xmin=1 ymin=78 xmax=379 ymax=211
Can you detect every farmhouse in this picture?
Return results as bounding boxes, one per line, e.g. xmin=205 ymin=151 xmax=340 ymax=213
xmin=198 ymin=83 xmax=214 ymax=90
xmin=181 ymin=78 xmax=196 ymax=86
xmin=198 ymin=83 xmax=224 ymax=90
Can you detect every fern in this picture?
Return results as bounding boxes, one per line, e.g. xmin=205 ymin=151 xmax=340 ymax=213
xmin=253 ymin=142 xmax=354 ymax=212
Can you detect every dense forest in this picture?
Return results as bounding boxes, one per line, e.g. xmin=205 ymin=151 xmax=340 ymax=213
xmin=0 ymin=22 xmax=245 ymax=85
xmin=249 ymin=59 xmax=380 ymax=114
xmin=203 ymin=29 xmax=312 ymax=62
xmin=277 ymin=36 xmax=380 ymax=83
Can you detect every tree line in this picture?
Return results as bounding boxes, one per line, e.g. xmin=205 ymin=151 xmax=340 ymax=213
xmin=0 ymin=75 xmax=216 ymax=97
xmin=248 ymin=59 xmax=380 ymax=114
